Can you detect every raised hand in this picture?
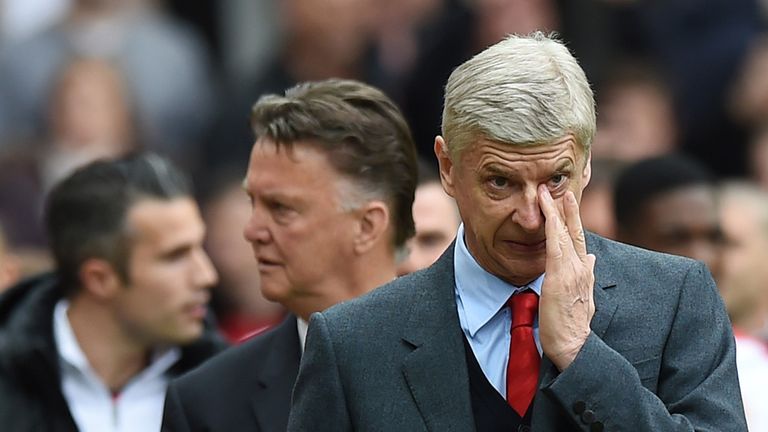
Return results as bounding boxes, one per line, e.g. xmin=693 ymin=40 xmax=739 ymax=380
xmin=537 ymin=185 xmax=596 ymax=371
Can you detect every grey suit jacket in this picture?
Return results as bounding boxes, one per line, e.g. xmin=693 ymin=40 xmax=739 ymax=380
xmin=162 ymin=315 xmax=301 ymax=432
xmin=288 ymin=234 xmax=747 ymax=431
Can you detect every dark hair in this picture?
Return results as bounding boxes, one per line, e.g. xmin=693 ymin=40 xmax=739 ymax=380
xmin=45 ymin=153 xmax=191 ymax=294
xmin=613 ymin=154 xmax=715 ymax=231
xmin=250 ymin=79 xmax=418 ymax=248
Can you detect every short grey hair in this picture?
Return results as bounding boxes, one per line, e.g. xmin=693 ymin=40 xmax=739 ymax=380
xmin=442 ymin=32 xmax=596 ymax=158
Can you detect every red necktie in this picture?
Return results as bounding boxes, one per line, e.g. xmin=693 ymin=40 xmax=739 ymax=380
xmin=506 ymin=291 xmax=540 ymax=416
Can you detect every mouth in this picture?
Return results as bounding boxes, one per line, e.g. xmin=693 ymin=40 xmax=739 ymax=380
xmin=502 ymin=239 xmax=546 ymax=253
xmin=185 ymin=302 xmax=208 ymax=320
xmin=257 ymin=257 xmax=282 ymax=270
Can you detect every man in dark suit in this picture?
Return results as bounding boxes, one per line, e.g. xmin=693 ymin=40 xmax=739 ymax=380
xmin=288 ymin=33 xmax=747 ymax=431
xmin=161 ymin=79 xmax=419 ymax=431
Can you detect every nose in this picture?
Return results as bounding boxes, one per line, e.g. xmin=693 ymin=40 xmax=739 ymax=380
xmin=511 ymin=187 xmax=544 ymax=233
xmin=192 ymin=248 xmax=218 ymax=289
xmin=243 ymin=205 xmax=271 ymax=245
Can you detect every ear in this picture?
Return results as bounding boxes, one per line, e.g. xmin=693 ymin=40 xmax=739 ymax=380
xmin=581 ymin=150 xmax=592 ymax=191
xmin=353 ymin=201 xmax=390 ymax=255
xmin=78 ymin=258 xmax=123 ymax=301
xmin=435 ymin=136 xmax=456 ymax=198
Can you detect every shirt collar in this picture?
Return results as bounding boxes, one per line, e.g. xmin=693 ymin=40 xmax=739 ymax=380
xmin=54 ymin=299 xmax=91 ymax=372
xmin=454 ymin=223 xmax=544 ymax=337
xmin=297 ymin=317 xmax=308 ymax=352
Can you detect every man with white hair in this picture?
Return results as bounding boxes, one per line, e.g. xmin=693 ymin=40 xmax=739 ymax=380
xmin=288 ymin=33 xmax=746 ymax=431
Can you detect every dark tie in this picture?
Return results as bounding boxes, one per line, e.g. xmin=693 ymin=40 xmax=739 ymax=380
xmin=506 ymin=291 xmax=540 ymax=416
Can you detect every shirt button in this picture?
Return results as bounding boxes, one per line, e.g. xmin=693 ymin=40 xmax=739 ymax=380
xmin=572 ymin=401 xmax=586 ymax=414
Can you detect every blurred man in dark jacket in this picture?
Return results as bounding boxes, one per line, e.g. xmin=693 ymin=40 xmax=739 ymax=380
xmin=0 ymin=153 xmax=226 ymax=432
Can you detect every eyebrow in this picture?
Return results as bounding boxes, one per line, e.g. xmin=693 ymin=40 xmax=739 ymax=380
xmin=482 ymin=164 xmax=516 ymax=177
xmin=554 ymin=159 xmax=575 ymax=172
xmin=481 ymin=158 xmax=576 ymax=177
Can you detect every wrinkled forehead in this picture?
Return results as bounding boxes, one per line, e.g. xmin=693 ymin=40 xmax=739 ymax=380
xmin=455 ymin=135 xmax=589 ymax=168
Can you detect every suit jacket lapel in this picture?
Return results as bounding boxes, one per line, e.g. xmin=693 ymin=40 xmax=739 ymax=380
xmin=250 ymin=316 xmax=302 ymax=430
xmin=401 ymin=245 xmax=475 ymax=432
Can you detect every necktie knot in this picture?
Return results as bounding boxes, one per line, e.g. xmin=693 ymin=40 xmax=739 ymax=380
xmin=508 ymin=291 xmax=538 ymax=329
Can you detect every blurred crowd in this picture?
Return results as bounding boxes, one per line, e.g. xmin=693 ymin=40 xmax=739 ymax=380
xmin=3 ymin=0 xmax=768 ymax=428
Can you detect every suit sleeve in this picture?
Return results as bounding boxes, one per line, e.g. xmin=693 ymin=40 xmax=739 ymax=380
xmin=542 ymin=261 xmax=747 ymax=431
xmin=288 ymin=312 xmax=353 ymax=431
xmin=161 ymin=381 xmax=192 ymax=432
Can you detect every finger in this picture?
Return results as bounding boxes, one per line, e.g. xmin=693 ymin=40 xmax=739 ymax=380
xmin=538 ymin=184 xmax=563 ymax=259
xmin=564 ymin=191 xmax=588 ymax=260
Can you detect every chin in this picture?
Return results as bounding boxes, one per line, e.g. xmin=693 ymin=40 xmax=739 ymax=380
xmin=496 ymin=258 xmax=545 ymax=284
xmin=171 ymin=324 xmax=205 ymax=345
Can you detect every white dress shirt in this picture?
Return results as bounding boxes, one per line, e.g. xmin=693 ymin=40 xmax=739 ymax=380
xmin=453 ymin=224 xmax=543 ymax=398
xmin=53 ymin=300 xmax=180 ymax=432
xmin=297 ymin=317 xmax=309 ymax=352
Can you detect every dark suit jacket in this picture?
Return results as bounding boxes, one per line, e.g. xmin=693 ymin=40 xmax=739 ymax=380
xmin=288 ymin=234 xmax=747 ymax=431
xmin=162 ymin=315 xmax=301 ymax=432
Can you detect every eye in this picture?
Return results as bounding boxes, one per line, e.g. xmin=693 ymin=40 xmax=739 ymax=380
xmin=547 ymin=173 xmax=568 ymax=189
xmin=271 ymin=201 xmax=291 ymax=213
xmin=488 ymin=176 xmax=509 ymax=189
xmin=163 ymin=246 xmax=192 ymax=262
xmin=269 ymin=200 xmax=298 ymax=222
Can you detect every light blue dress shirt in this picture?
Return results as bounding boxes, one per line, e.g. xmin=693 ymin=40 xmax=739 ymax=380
xmin=454 ymin=224 xmax=543 ymax=398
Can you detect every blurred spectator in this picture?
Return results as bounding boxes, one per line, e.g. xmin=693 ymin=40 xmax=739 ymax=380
xmin=0 ymin=57 xmax=136 ymax=248
xmin=579 ymin=158 xmax=626 ymax=240
xmin=614 ymin=155 xmax=724 ymax=281
xmin=0 ymin=223 xmax=21 ymax=293
xmin=748 ymin=123 xmax=768 ymax=191
xmin=718 ymin=181 xmax=768 ymax=431
xmin=397 ymin=159 xmax=460 ymax=276
xmin=201 ymin=168 xmax=285 ymax=344
xmin=43 ymin=57 xmax=136 ymax=187
xmin=729 ymin=35 xmax=768 ymax=130
xmin=564 ymin=0 xmax=760 ymax=177
xmin=592 ymin=61 xmax=678 ymax=161
xmin=0 ymin=0 xmax=215 ymax=165
xmin=205 ymin=0 xmax=380 ymax=172
xmin=216 ymin=0 xmax=279 ymax=85
xmin=370 ymin=0 xmax=443 ymax=100
xmin=0 ymin=153 xmax=226 ymax=431
xmin=628 ymin=0 xmax=760 ymax=177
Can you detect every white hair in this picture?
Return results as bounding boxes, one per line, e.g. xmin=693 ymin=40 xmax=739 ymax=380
xmin=442 ymin=32 xmax=596 ymax=158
